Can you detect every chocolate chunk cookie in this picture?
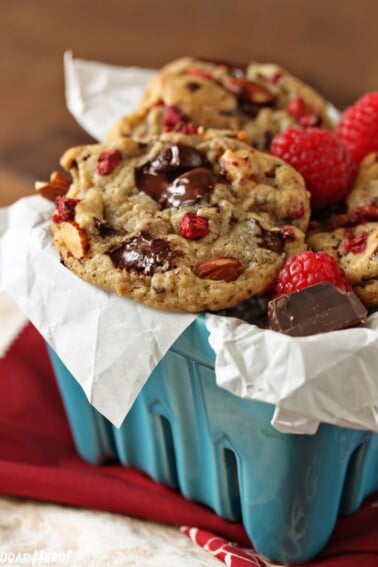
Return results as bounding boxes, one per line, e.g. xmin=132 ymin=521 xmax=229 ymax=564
xmin=49 ymin=132 xmax=309 ymax=312
xmin=346 ymin=152 xmax=378 ymax=212
xmin=107 ymin=57 xmax=333 ymax=150
xmin=307 ymin=154 xmax=378 ymax=306
xmin=307 ymin=223 xmax=378 ymax=307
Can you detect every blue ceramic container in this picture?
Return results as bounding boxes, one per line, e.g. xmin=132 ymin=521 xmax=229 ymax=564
xmin=47 ymin=316 xmax=378 ymax=564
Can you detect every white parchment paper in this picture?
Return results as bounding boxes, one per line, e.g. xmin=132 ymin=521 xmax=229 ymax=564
xmin=206 ymin=313 xmax=378 ymax=433
xmin=64 ymin=51 xmax=156 ymax=141
xmin=0 ymin=53 xmax=377 ymax=433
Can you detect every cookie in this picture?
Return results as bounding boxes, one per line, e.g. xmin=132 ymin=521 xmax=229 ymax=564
xmin=48 ymin=131 xmax=309 ymax=312
xmin=107 ymin=57 xmax=333 ymax=150
xmin=307 ymin=222 xmax=378 ymax=306
xmin=307 ymin=155 xmax=378 ymax=306
xmin=346 ymin=152 xmax=378 ymax=212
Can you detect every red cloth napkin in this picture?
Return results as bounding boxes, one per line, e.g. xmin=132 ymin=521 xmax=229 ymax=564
xmin=0 ymin=324 xmax=377 ymax=566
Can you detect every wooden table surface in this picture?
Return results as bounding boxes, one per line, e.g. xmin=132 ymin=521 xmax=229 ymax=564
xmin=1 ymin=0 xmax=377 ymax=207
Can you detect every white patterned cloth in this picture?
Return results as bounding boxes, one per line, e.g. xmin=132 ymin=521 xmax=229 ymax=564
xmin=0 ymin=496 xmax=220 ymax=566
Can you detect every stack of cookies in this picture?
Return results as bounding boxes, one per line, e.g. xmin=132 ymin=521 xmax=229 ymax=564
xmin=36 ymin=57 xmax=378 ymax=321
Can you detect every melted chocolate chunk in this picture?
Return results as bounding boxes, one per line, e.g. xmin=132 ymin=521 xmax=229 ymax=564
xmin=258 ymin=228 xmax=285 ymax=254
xmin=247 ymin=219 xmax=285 ymax=254
xmin=186 ymin=81 xmax=202 ymax=92
xmin=94 ymin=218 xmax=116 ymax=237
xmin=164 ymin=167 xmax=216 ymax=207
xmin=106 ymin=233 xmax=182 ymax=276
xmin=135 ymin=170 xmax=169 ymax=205
xmin=135 ymin=145 xmax=214 ymax=208
xmin=238 ymin=101 xmax=260 ymax=118
xmin=149 ymin=144 xmax=208 ymax=176
xmin=264 ymin=166 xmax=279 ymax=179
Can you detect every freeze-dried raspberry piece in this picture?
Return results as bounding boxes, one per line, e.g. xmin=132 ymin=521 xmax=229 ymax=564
xmin=287 ymin=97 xmax=321 ymax=127
xmin=97 ymin=149 xmax=122 ymax=176
xmin=162 ymin=105 xmax=198 ymax=134
xmin=341 ymin=229 xmax=369 ymax=255
xmin=179 ymin=212 xmax=209 ymax=239
xmin=52 ymin=195 xmax=80 ymax=223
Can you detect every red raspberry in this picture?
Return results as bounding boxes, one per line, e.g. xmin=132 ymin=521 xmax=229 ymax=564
xmin=179 ymin=212 xmax=209 ymax=239
xmin=336 ymin=92 xmax=378 ymax=164
xmin=270 ymin=128 xmax=356 ymax=211
xmin=97 ymin=149 xmax=122 ymax=176
xmin=52 ymin=195 xmax=80 ymax=223
xmin=275 ymin=251 xmax=351 ymax=296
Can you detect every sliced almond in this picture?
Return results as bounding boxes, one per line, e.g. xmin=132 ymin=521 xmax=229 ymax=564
xmin=35 ymin=171 xmax=72 ymax=202
xmin=59 ymin=221 xmax=89 ymax=259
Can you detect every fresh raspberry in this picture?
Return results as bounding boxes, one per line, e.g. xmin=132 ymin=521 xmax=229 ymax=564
xmin=179 ymin=212 xmax=209 ymax=239
xmin=336 ymin=92 xmax=378 ymax=164
xmin=52 ymin=195 xmax=80 ymax=223
xmin=270 ymin=128 xmax=356 ymax=211
xmin=275 ymin=251 xmax=351 ymax=296
xmin=97 ymin=149 xmax=122 ymax=176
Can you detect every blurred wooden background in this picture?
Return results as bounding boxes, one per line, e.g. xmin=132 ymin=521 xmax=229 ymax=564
xmin=0 ymin=0 xmax=377 ymax=206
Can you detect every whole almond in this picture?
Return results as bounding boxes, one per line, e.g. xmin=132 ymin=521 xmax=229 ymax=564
xmin=35 ymin=171 xmax=71 ymax=202
xmin=192 ymin=256 xmax=245 ymax=282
